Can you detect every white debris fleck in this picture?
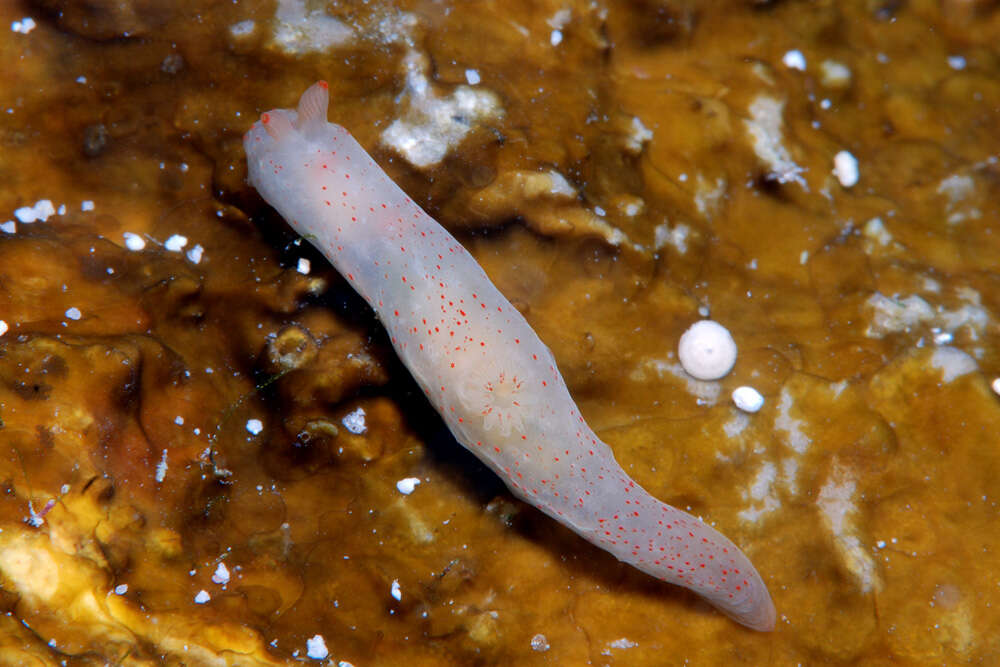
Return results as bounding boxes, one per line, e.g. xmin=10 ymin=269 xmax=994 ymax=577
xmin=624 ymin=116 xmax=653 ymax=154
xmin=396 ymin=477 xmax=421 ymax=495
xmin=991 ymin=378 xmax=1000 ymax=397
xmin=930 ymin=347 xmax=977 ymax=383
xmin=390 ymin=579 xmax=402 ymax=601
xmin=15 ymin=199 xmax=56 ymax=223
xmin=194 ymin=590 xmax=211 ymax=604
xmin=833 ymin=150 xmax=859 ymax=187
xmin=550 ymin=29 xmax=563 ymax=46
xmin=186 ymin=244 xmax=204 ymax=264
xmin=543 ymin=170 xmax=576 ymax=197
xmin=296 ymin=257 xmax=311 ymax=274
xmin=164 ymin=234 xmax=188 ymax=252
xmin=653 ymin=223 xmax=690 ymax=254
xmin=229 ymin=19 xmax=256 ymax=37
xmin=799 ymin=250 xmax=809 ymax=265
xmin=65 ymin=307 xmax=82 ymax=321
xmin=819 ymin=60 xmax=851 ymax=88
xmin=693 ymin=175 xmax=727 ymax=218
xmin=270 ymin=0 xmax=353 ymax=54
xmin=174 ymin=415 xmax=184 ymax=426
xmin=212 ymin=562 xmax=231 ymax=585
xmin=0 ymin=321 xmax=7 ymax=337
xmin=863 ymin=217 xmax=893 ymax=247
xmin=123 ymin=232 xmax=146 ymax=251
xmin=305 ymin=635 xmax=328 ymax=660
xmin=548 ymin=8 xmax=572 ymax=29
xmin=342 ymin=407 xmax=367 ymax=434
xmin=932 ymin=329 xmax=953 ymax=345
xmin=245 ymin=418 xmax=264 ymax=435
xmin=782 ymin=49 xmax=806 ymax=71
xmin=155 ymin=449 xmax=168 ymax=483
xmin=947 ymin=55 xmax=966 ymax=70
xmin=677 ymin=320 xmax=738 ymax=381
xmin=81 ymin=200 xmax=95 ymax=211
xmin=11 ymin=17 xmax=37 ymax=34
xmin=937 ymin=173 xmax=980 ymax=225
xmin=732 ymin=386 xmax=765 ymax=413
xmin=0 ymin=221 xmax=14 ymax=234
xmin=339 ymin=662 xmax=355 ymax=667
xmin=464 ymin=69 xmax=481 ymax=85
xmin=607 ymin=638 xmax=637 ymax=650
xmin=744 ymin=95 xmax=806 ymax=186
xmin=381 ymin=51 xmax=502 ymax=168
xmin=530 ymin=633 xmax=550 ymax=652
xmin=114 ymin=584 xmax=128 ymax=595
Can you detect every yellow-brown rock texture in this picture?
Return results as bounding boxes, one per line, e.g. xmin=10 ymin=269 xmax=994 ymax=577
xmin=1 ymin=0 xmax=999 ymax=664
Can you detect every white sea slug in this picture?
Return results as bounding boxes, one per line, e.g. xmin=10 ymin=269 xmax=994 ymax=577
xmin=243 ymin=81 xmax=776 ymax=631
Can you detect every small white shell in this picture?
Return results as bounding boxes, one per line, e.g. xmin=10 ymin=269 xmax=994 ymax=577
xmin=732 ymin=386 xmax=765 ymax=413
xmin=678 ymin=320 xmax=738 ymax=380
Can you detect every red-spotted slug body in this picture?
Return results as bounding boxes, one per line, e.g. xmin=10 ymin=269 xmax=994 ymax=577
xmin=243 ymin=81 xmax=776 ymax=631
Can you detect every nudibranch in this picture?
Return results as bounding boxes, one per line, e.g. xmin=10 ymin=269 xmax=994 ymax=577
xmin=243 ymin=81 xmax=776 ymax=631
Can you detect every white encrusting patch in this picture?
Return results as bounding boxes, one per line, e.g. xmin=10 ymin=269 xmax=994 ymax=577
xmin=865 ymin=289 xmax=991 ymax=343
xmin=381 ymin=51 xmax=502 ymax=168
xmin=154 ymin=449 xmax=168 ymax=483
xmin=269 ymin=0 xmax=353 ymax=54
xmin=723 ymin=411 xmax=750 ymax=438
xmin=816 ymin=463 xmax=882 ymax=593
xmin=744 ymin=95 xmax=806 ymax=187
xmin=774 ymin=387 xmax=810 ymax=455
xmin=739 ymin=461 xmax=780 ymax=523
xmin=930 ymin=347 xmax=977 ymax=383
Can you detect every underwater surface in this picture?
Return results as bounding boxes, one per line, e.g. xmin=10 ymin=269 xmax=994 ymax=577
xmin=1 ymin=0 xmax=999 ymax=664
